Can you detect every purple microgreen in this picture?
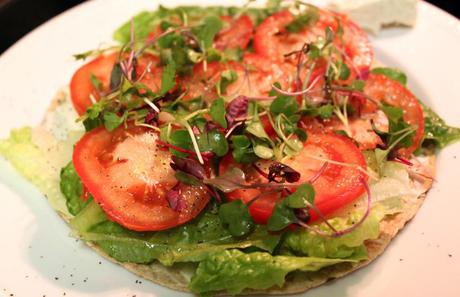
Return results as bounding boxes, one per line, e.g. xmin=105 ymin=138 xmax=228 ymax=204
xmin=120 ymin=48 xmax=137 ymax=82
xmin=226 ymin=95 xmax=248 ymax=127
xmin=394 ymin=156 xmax=413 ymax=166
xmin=268 ymin=162 xmax=301 ymax=183
xmin=170 ymin=155 xmax=207 ymax=180
xmin=252 ymin=163 xmax=269 ymax=180
xmin=225 ymin=121 xmax=243 ymax=138
xmin=294 ymin=44 xmax=309 ymax=91
xmin=204 ymin=122 xmax=220 ymax=133
xmin=192 ymin=125 xmax=201 ymax=135
xmin=144 ymin=110 xmax=158 ymax=125
xmin=334 ymin=45 xmax=368 ymax=80
xmin=330 ymin=85 xmax=380 ymax=107
xmin=166 ymin=183 xmax=184 ymax=211
xmin=308 ymin=162 xmax=328 ymax=184
xmin=156 ymin=139 xmax=214 ymax=159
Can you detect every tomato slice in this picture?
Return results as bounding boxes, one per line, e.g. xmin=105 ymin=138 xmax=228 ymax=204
xmin=183 ymin=54 xmax=294 ymax=101
xmin=300 ymin=110 xmax=389 ymax=151
xmin=253 ymin=9 xmax=373 ymax=78
xmin=214 ymin=15 xmax=254 ymax=51
xmin=73 ymin=125 xmax=210 ymax=231
xmin=285 ymin=134 xmax=367 ymax=222
xmin=364 ymin=73 xmax=425 ymax=156
xmin=70 ymin=53 xmax=117 ymax=115
xmin=220 ymin=133 xmax=367 ymax=224
xmin=70 ymin=52 xmax=165 ymax=116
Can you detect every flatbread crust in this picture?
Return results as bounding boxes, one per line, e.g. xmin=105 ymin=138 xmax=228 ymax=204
xmin=44 ymin=90 xmax=436 ymax=295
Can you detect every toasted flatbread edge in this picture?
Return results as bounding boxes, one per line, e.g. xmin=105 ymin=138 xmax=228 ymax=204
xmin=46 ymin=90 xmax=436 ymax=295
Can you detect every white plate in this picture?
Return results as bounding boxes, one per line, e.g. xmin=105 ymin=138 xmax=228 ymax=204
xmin=1 ymin=0 xmax=460 ymax=296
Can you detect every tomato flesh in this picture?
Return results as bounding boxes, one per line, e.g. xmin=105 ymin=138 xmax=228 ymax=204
xmin=284 ymin=133 xmax=367 ymax=221
xmin=214 ymin=15 xmax=254 ymax=51
xmin=183 ymin=54 xmax=294 ymax=101
xmin=221 ymin=133 xmax=367 ymax=224
xmin=364 ymin=73 xmax=425 ymax=156
xmin=73 ymin=125 xmax=210 ymax=231
xmin=253 ymin=9 xmax=373 ymax=79
xmin=70 ymin=53 xmax=117 ymax=115
xmin=70 ymin=52 xmax=165 ymax=116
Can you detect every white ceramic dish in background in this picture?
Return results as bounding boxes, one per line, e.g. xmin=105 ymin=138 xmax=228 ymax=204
xmin=0 ymin=0 xmax=459 ymax=296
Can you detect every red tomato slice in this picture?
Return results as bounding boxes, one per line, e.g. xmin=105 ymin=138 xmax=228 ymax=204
xmin=300 ymin=110 xmax=389 ymax=151
xmin=214 ymin=15 xmax=254 ymax=51
xmin=253 ymin=9 xmax=373 ymax=78
xmin=220 ymin=133 xmax=367 ymax=224
xmin=73 ymin=125 xmax=210 ymax=231
xmin=183 ymin=54 xmax=294 ymax=101
xmin=70 ymin=52 xmax=117 ymax=115
xmin=364 ymin=73 xmax=425 ymax=156
xmin=253 ymin=10 xmax=294 ymax=60
xmin=70 ymin=52 xmax=165 ymax=116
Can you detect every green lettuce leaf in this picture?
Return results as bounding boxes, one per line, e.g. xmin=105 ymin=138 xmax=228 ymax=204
xmin=0 ymin=127 xmax=81 ymax=216
xmin=189 ymin=249 xmax=356 ymax=295
xmin=282 ymin=160 xmax=420 ymax=260
xmin=77 ymin=209 xmax=280 ymax=266
xmin=60 ymin=162 xmax=91 ymax=216
xmin=421 ymin=103 xmax=460 ymax=149
xmin=282 ymin=210 xmax=380 ymax=259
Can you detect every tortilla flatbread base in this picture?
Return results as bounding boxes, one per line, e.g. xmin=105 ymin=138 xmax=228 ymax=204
xmin=45 ymin=90 xmax=435 ymax=295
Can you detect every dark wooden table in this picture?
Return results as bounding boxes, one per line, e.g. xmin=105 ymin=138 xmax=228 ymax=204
xmin=0 ymin=0 xmax=459 ymax=54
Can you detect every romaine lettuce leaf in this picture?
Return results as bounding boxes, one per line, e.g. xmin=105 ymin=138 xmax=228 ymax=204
xmin=0 ymin=127 xmax=79 ymax=216
xmin=76 ymin=208 xmax=280 ymax=266
xmin=282 ymin=210 xmax=379 ymax=259
xmin=60 ymin=162 xmax=91 ymax=215
xmin=422 ymin=103 xmax=460 ymax=149
xmin=189 ymin=249 xmax=357 ymax=295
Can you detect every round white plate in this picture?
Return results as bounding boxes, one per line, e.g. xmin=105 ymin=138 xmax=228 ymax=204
xmin=1 ymin=0 xmax=459 ymax=296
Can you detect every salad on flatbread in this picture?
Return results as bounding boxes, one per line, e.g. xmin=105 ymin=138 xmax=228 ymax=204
xmin=1 ymin=1 xmax=460 ymax=296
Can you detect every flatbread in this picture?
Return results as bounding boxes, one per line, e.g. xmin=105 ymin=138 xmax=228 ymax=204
xmin=42 ymin=90 xmax=436 ymax=295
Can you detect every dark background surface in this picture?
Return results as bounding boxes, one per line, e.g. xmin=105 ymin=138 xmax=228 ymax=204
xmin=0 ymin=0 xmax=459 ymax=54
